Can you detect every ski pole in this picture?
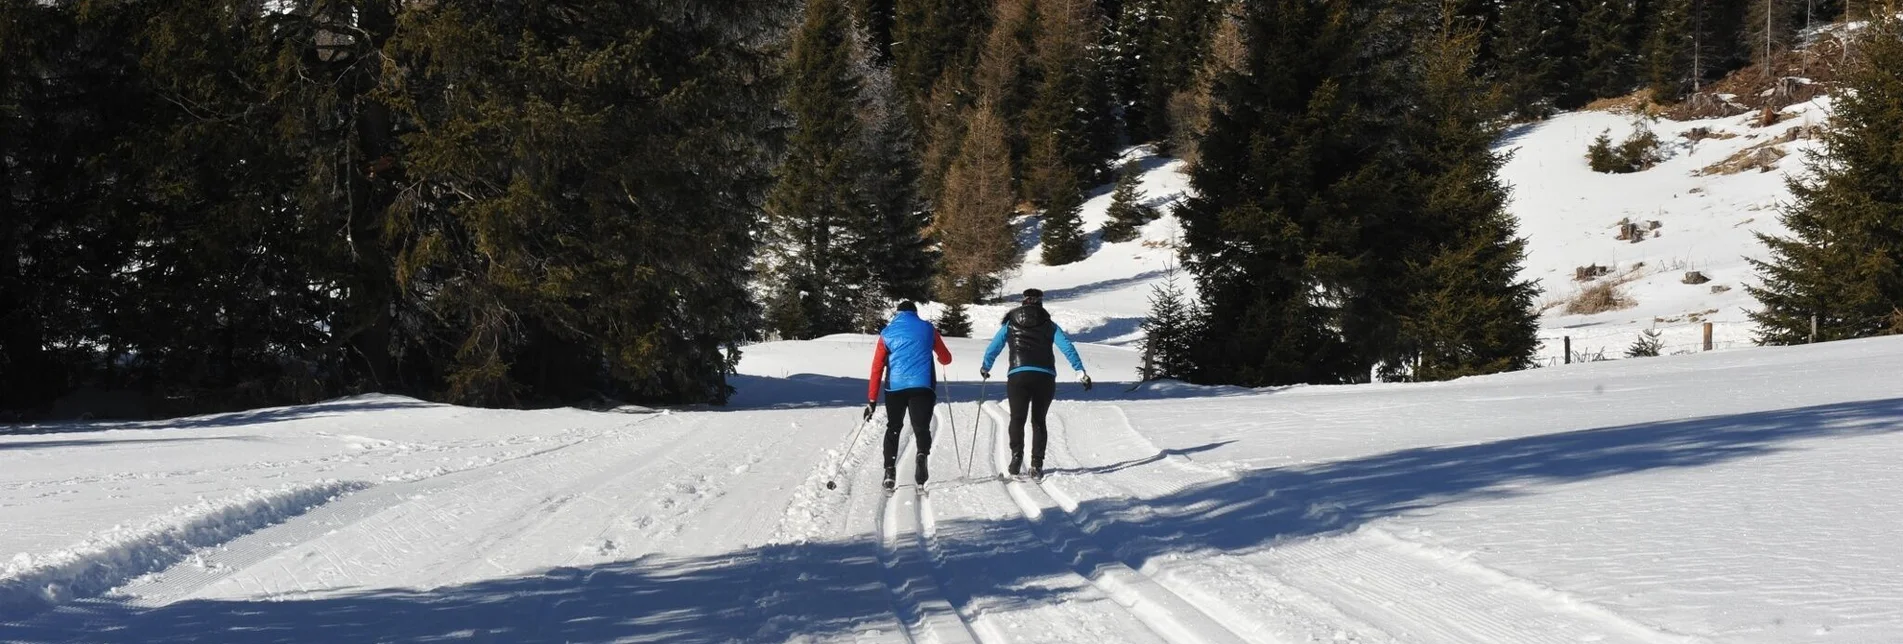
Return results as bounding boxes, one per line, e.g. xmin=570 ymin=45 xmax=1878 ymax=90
xmin=966 ymin=377 xmax=986 ymax=479
xmin=827 ymin=407 xmax=875 ymax=490
xmin=940 ymin=372 xmax=966 ymax=477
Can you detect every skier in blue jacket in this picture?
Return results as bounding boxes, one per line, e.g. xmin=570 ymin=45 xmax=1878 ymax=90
xmin=981 ymin=288 xmax=1090 ymax=479
xmin=866 ymin=301 xmax=953 ymax=491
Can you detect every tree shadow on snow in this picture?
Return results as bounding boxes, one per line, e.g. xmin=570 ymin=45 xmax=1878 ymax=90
xmin=0 ymin=397 xmax=439 ymax=436
xmin=15 ymin=397 xmax=1902 ymax=643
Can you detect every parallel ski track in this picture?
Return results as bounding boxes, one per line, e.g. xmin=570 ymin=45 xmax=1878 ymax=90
xmin=874 ymin=418 xmax=984 ymax=644
xmin=1044 ymin=403 xmax=1709 ymax=644
xmin=977 ymin=402 xmax=1254 ymax=644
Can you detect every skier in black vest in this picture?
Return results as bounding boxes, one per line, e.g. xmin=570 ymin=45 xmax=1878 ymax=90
xmin=979 ymin=288 xmax=1091 ymax=479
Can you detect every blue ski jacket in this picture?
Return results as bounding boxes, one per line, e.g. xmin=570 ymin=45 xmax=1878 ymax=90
xmin=868 ymin=311 xmax=952 ymax=400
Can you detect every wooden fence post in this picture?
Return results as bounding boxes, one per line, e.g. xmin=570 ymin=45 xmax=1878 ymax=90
xmin=1564 ymin=336 xmax=1572 ymax=365
xmin=1811 ymin=314 xmax=1819 ymax=343
xmin=1703 ymin=322 xmax=1714 ymax=352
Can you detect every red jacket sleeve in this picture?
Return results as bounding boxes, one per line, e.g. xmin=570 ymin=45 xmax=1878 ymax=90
xmin=933 ymin=330 xmax=952 ymax=365
xmin=868 ymin=337 xmax=889 ymax=402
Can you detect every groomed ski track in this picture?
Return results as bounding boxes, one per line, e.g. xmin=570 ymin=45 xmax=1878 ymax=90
xmin=12 ymin=331 xmax=1903 ymax=642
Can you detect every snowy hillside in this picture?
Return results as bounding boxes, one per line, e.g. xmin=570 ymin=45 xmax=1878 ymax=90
xmin=1502 ymin=100 xmax=1831 ymax=364
xmin=7 ymin=327 xmax=1903 ymax=641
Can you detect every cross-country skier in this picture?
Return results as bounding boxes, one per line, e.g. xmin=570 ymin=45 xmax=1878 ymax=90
xmin=980 ymin=288 xmax=1091 ymax=479
xmin=866 ymin=301 xmax=953 ymax=491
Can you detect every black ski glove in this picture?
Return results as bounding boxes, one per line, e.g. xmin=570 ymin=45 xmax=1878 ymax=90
xmin=862 ymin=401 xmax=877 ymax=422
xmin=1078 ymin=373 xmax=1093 ymax=391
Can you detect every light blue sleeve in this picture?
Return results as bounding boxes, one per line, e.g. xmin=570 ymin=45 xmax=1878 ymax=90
xmin=982 ymin=326 xmax=1008 ymax=372
xmin=1053 ymin=325 xmax=1086 ymax=372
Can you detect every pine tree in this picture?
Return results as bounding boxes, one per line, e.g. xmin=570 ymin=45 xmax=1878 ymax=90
xmin=1024 ymin=0 xmax=1119 ymax=205
xmin=385 ymin=0 xmax=789 ymax=405
xmin=892 ymin=0 xmax=993 ymax=124
xmin=1178 ymin=0 xmax=1418 ymax=386
xmin=937 ymin=302 xmax=975 ymax=337
xmin=1748 ymin=12 xmax=1903 ymax=344
xmin=934 ymin=103 xmax=1022 ymax=303
xmin=1580 ymin=0 xmax=1642 ymax=100
xmin=1646 ymin=0 xmax=1699 ymax=101
xmin=1139 ymin=267 xmax=1201 ymax=380
xmin=860 ymin=62 xmax=940 ymax=302
xmin=1040 ymin=179 xmax=1089 ymax=265
xmin=1101 ymin=161 xmax=1158 ymax=243
xmin=1389 ymin=4 xmax=1541 ymax=381
xmin=1626 ymin=328 xmax=1664 ymax=357
xmin=1494 ymin=0 xmax=1567 ymax=118
xmin=762 ymin=0 xmax=888 ymax=339
xmin=1113 ymin=0 xmax=1226 ymax=144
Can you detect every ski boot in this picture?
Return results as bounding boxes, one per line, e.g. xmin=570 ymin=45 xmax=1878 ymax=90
xmin=882 ymin=465 xmax=896 ymax=495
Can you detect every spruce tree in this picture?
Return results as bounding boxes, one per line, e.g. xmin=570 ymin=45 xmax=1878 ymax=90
xmin=1140 ymin=268 xmax=1201 ymax=380
xmin=1580 ymin=0 xmax=1642 ymax=100
xmin=1494 ymin=0 xmax=1569 ymax=117
xmin=937 ymin=302 xmax=975 ymax=337
xmin=860 ymin=62 xmax=940 ymax=303
xmin=1101 ymin=161 xmax=1158 ymax=243
xmin=1390 ymin=6 xmax=1541 ymax=381
xmin=893 ymin=0 xmax=994 ymax=126
xmin=1646 ymin=0 xmax=1699 ymax=101
xmin=1744 ymin=0 xmax=1807 ymax=73
xmin=1178 ymin=0 xmax=1417 ymax=386
xmin=762 ymin=0 xmax=885 ymax=339
xmin=1040 ymin=180 xmax=1090 ymax=266
xmin=386 ymin=0 xmax=788 ymax=405
xmin=1748 ymin=12 xmax=1903 ymax=344
xmin=1025 ymin=0 xmax=1119 ymax=205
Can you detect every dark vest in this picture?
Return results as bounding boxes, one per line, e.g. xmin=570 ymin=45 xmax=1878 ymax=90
xmin=1003 ymin=305 xmax=1056 ymax=371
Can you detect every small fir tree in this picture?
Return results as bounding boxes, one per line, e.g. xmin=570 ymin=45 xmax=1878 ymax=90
xmin=1101 ymin=161 xmax=1158 ymax=243
xmin=1140 ymin=268 xmax=1201 ymax=381
xmin=937 ymin=302 xmax=974 ymax=337
xmin=1626 ymin=328 xmax=1665 ymax=357
xmin=1040 ymin=180 xmax=1089 ymax=266
xmin=1749 ymin=12 xmax=1903 ymax=344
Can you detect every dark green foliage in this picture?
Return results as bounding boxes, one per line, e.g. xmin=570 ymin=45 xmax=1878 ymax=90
xmin=1389 ymin=6 xmax=1542 ymax=381
xmin=1626 ymin=329 xmax=1665 ymax=357
xmin=1493 ymin=0 xmax=1571 ymax=118
xmin=1588 ymin=132 xmax=1625 ymax=171
xmin=892 ymin=0 xmax=992 ymax=124
xmin=1749 ymin=12 xmax=1903 ymax=344
xmin=1587 ymin=124 xmax=1667 ymax=173
xmin=1110 ymin=0 xmax=1225 ymax=143
xmin=1645 ymin=0 xmax=1699 ymax=100
xmin=1101 ymin=161 xmax=1158 ymax=243
xmin=1580 ymin=0 xmax=1642 ymax=99
xmin=1039 ymin=181 xmax=1090 ymax=266
xmin=1139 ymin=268 xmax=1200 ymax=380
xmin=764 ymin=0 xmax=885 ymax=340
xmin=1024 ymin=0 xmax=1121 ymax=205
xmin=2 ymin=0 xmax=791 ymax=416
xmin=1180 ymin=0 xmax=1538 ymax=387
xmin=1178 ymin=0 xmax=1424 ymax=386
xmin=937 ymin=302 xmax=974 ymax=337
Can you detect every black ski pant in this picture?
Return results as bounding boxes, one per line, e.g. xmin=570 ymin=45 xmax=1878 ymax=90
xmin=883 ymin=387 xmax=935 ymax=472
xmin=1006 ymin=371 xmax=1056 ymax=470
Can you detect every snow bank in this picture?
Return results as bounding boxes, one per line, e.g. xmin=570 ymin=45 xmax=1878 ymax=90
xmin=0 ymin=480 xmax=368 ymax=618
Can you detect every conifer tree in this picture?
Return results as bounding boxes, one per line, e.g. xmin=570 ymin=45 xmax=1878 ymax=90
xmin=1646 ymin=0 xmax=1699 ymax=100
xmin=1580 ymin=0 xmax=1642 ymax=99
xmin=1744 ymin=0 xmax=1807 ymax=72
xmin=762 ymin=0 xmax=888 ymax=339
xmin=860 ymin=62 xmax=940 ymax=303
xmin=1140 ymin=267 xmax=1201 ymax=380
xmin=1749 ymin=12 xmax=1903 ymax=344
xmin=934 ymin=103 xmax=1022 ymax=303
xmin=1494 ymin=0 xmax=1574 ymax=117
xmin=1101 ymin=161 xmax=1158 ymax=243
xmin=937 ymin=302 xmax=975 ymax=337
xmin=386 ymin=0 xmax=788 ymax=405
xmin=1024 ymin=0 xmax=1119 ymax=205
xmin=1167 ymin=11 xmax=1246 ymax=165
xmin=1040 ymin=180 xmax=1090 ymax=265
xmin=1178 ymin=0 xmax=1417 ymax=386
xmin=893 ymin=0 xmax=994 ymax=124
xmin=1390 ymin=4 xmax=1541 ymax=381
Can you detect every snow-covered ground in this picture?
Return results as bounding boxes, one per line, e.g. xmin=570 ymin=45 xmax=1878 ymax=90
xmin=7 ymin=324 xmax=1903 ymax=642
xmin=1502 ymin=99 xmax=1831 ymax=364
